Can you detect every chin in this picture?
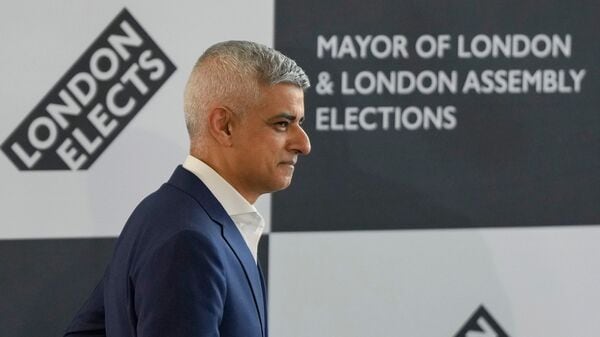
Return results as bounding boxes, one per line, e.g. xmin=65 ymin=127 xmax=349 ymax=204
xmin=271 ymin=178 xmax=292 ymax=192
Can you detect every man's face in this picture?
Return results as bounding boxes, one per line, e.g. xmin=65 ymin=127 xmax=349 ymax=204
xmin=228 ymin=83 xmax=311 ymax=201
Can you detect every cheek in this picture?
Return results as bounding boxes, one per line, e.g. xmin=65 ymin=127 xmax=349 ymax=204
xmin=241 ymin=133 xmax=284 ymax=165
xmin=244 ymin=146 xmax=275 ymax=171
xmin=257 ymin=139 xmax=284 ymax=160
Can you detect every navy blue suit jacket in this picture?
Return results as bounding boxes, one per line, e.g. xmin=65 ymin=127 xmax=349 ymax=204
xmin=64 ymin=166 xmax=268 ymax=337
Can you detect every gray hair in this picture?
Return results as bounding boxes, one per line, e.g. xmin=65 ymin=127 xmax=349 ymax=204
xmin=183 ymin=40 xmax=310 ymax=142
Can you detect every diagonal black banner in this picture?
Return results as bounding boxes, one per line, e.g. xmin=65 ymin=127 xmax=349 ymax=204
xmin=454 ymin=305 xmax=510 ymax=337
xmin=2 ymin=8 xmax=176 ymax=170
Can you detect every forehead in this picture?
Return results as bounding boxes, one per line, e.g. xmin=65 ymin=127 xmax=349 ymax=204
xmin=255 ymin=83 xmax=305 ymax=114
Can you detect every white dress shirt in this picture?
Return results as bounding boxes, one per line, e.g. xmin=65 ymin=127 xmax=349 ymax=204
xmin=182 ymin=155 xmax=265 ymax=263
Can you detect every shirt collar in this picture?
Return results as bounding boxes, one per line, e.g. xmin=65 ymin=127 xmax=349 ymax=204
xmin=182 ymin=155 xmax=257 ymax=216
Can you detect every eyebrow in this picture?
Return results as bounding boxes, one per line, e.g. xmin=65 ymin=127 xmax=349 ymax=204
xmin=266 ymin=113 xmax=305 ymax=123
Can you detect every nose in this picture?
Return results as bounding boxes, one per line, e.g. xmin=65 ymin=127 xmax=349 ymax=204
xmin=289 ymin=125 xmax=311 ymax=155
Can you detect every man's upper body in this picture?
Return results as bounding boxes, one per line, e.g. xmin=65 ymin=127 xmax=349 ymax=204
xmin=104 ymin=163 xmax=269 ymax=337
xmin=64 ymin=40 xmax=311 ymax=337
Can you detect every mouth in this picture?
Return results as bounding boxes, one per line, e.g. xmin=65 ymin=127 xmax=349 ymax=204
xmin=279 ymin=160 xmax=296 ymax=167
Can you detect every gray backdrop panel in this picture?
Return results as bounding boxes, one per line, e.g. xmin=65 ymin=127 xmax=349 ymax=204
xmin=273 ymin=0 xmax=600 ymax=231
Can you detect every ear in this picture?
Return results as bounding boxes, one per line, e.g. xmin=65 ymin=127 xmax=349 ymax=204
xmin=207 ymin=107 xmax=233 ymax=146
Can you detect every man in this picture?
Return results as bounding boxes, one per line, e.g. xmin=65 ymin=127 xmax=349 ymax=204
xmin=64 ymin=40 xmax=311 ymax=337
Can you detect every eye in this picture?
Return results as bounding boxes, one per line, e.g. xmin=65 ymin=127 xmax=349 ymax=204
xmin=274 ymin=121 xmax=290 ymax=131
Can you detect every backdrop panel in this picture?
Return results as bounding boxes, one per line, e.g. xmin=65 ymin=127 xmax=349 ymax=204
xmin=0 ymin=1 xmax=274 ymax=239
xmin=273 ymin=0 xmax=600 ymax=231
xmin=0 ymin=238 xmax=114 ymax=337
xmin=269 ymin=227 xmax=600 ymax=337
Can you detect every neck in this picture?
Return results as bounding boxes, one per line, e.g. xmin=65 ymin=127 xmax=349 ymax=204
xmin=189 ymin=149 xmax=259 ymax=204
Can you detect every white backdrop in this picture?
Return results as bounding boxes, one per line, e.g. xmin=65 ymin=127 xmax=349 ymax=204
xmin=0 ymin=1 xmax=274 ymax=239
xmin=270 ymin=227 xmax=600 ymax=336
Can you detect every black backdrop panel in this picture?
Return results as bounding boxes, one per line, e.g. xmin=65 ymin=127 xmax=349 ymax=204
xmin=0 ymin=235 xmax=271 ymax=337
xmin=0 ymin=239 xmax=114 ymax=337
xmin=272 ymin=0 xmax=600 ymax=231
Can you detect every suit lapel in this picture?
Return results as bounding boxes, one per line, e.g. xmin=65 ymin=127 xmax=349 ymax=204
xmin=221 ymin=219 xmax=266 ymax=337
xmin=167 ymin=166 xmax=266 ymax=337
xmin=258 ymin=263 xmax=268 ymax=337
